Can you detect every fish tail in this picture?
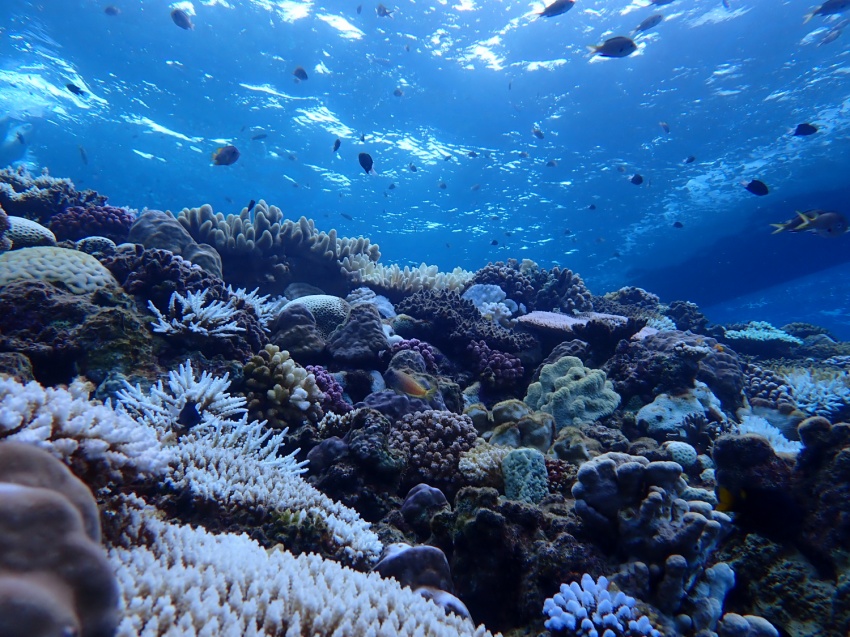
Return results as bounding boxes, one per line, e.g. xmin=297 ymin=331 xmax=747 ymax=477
xmin=770 ymin=223 xmax=788 ymax=234
xmin=586 ymin=45 xmax=599 ymax=55
xmin=803 ymin=11 xmax=815 ymax=23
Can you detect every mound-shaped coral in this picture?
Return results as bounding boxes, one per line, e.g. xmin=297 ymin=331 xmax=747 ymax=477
xmin=524 ymin=356 xmax=620 ymax=430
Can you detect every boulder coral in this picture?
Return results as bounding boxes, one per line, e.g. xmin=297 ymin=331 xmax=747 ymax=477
xmin=524 ymin=355 xmax=620 ymax=430
xmin=0 ymin=443 xmax=119 ymax=637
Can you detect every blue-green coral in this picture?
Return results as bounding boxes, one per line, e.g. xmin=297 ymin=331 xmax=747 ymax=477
xmin=524 ymin=356 xmax=620 ymax=430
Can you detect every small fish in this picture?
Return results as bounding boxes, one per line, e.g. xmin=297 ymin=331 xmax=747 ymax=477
xmin=104 ymin=5 xmax=121 ymax=16
xmin=722 ymin=0 xmax=730 ymax=7
xmin=771 ymin=210 xmax=849 ymax=237
xmin=659 ymin=121 xmax=670 ymax=133
xmin=471 ymin=183 xmax=481 ymax=191
xmin=684 ymin=155 xmax=696 ymax=163
xmin=360 ymin=134 xmax=366 ymax=142
xmin=651 ymin=0 xmax=675 ymax=5
xmin=224 ymin=196 xmax=234 ymax=204
xmin=491 ymin=239 xmax=499 ymax=245
xmin=538 ymin=0 xmax=576 ymax=18
xmin=633 ymin=14 xmax=663 ymax=34
xmin=393 ymin=87 xmax=404 ymax=97
xmin=468 ymin=151 xmax=478 ymax=158
xmin=79 ymin=145 xmax=88 ymax=165
xmin=333 ymin=138 xmax=341 ymax=152
xmin=293 ymin=66 xmax=308 ymax=81
xmin=443 ymin=155 xmax=452 ymax=161
xmin=504 ymin=231 xmax=513 ymax=236
xmin=588 ymin=36 xmax=637 ymax=58
xmin=673 ymin=221 xmax=684 ymax=228
xmin=793 ymin=123 xmax=818 ymax=136
xmin=818 ymin=24 xmax=844 ymax=45
xmin=288 ymin=153 xmax=297 ymax=161
xmin=376 ymin=3 xmax=394 ymax=17
xmin=246 ymin=199 xmax=256 ymax=213
xmin=357 ymin=4 xmax=362 ymax=13
xmin=743 ymin=179 xmax=768 ymax=196
xmin=589 ymin=204 xmax=596 ymax=210
xmin=177 ymin=402 xmax=202 ymax=430
xmin=386 ymin=368 xmax=435 ymax=398
xmin=532 ymin=127 xmax=545 ymax=139
xmin=388 ymin=182 xmax=396 ymax=190
xmin=439 ymin=181 xmax=447 ymax=189
xmin=805 ymin=0 xmax=850 ymax=22
xmin=251 ymin=133 xmax=268 ymax=140
xmin=358 ymin=152 xmax=375 ymax=174
xmin=409 ymin=163 xmax=417 ymax=172
xmin=446 ymin=243 xmax=451 ymax=248
xmin=15 ymin=132 xmax=25 ymax=144
xmin=171 ymin=8 xmax=194 ymax=30
xmin=631 ymin=174 xmax=644 ymax=185
xmin=546 ymin=160 xmax=558 ymax=167
xmin=212 ymin=145 xmax=240 ymax=166
xmin=66 ymin=83 xmax=85 ymax=96
xmin=341 ymin=212 xmax=353 ymax=220
xmin=519 ymin=151 xmax=530 ymax=158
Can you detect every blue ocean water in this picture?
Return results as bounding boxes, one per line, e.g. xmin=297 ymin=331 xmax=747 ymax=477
xmin=2 ymin=0 xmax=849 ymax=333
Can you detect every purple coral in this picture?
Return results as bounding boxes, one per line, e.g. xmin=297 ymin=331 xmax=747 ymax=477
xmin=389 ymin=338 xmax=438 ymax=371
xmin=49 ymin=205 xmax=136 ymax=243
xmin=467 ymin=339 xmax=524 ymax=387
xmin=306 ymin=365 xmax=353 ymax=414
xmin=389 ymin=409 xmax=478 ymax=491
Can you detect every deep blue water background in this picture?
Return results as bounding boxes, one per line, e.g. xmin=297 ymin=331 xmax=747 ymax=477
xmin=2 ymin=0 xmax=850 ymax=336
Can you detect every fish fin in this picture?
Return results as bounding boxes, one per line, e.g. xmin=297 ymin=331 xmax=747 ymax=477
xmin=770 ymin=223 xmax=787 ymax=234
xmin=586 ymin=45 xmax=600 ymax=55
xmin=803 ymin=11 xmax=814 ymax=23
xmin=795 ymin=210 xmax=814 ymax=229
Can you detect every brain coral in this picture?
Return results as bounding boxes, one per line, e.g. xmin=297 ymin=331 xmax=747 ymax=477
xmin=6 ymin=216 xmax=56 ymax=248
xmin=0 ymin=246 xmax=118 ymax=294
xmin=524 ymin=356 xmax=620 ymax=430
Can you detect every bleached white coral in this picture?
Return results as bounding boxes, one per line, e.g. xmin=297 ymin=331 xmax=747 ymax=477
xmin=115 ymin=361 xmax=379 ymax=562
xmin=108 ymin=495 xmax=493 ymax=637
xmin=736 ymin=414 xmax=802 ymax=455
xmin=226 ymin=285 xmax=285 ymax=331
xmin=784 ymin=368 xmax=850 ymax=419
xmin=169 ymin=415 xmax=380 ymax=562
xmin=115 ymin=359 xmax=247 ymax=432
xmin=347 ymin=261 xmax=473 ymax=294
xmin=0 ymin=375 xmax=168 ymax=481
xmin=724 ymin=321 xmax=802 ymax=345
xmin=148 ymin=289 xmax=245 ymax=337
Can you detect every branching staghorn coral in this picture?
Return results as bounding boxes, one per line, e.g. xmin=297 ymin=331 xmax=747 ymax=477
xmin=107 ymin=495 xmax=492 ymax=637
xmin=148 ymin=289 xmax=245 ymax=337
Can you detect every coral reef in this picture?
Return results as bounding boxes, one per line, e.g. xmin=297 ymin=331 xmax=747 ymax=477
xmin=49 ymin=205 xmax=136 ymax=243
xmin=240 ymin=344 xmax=325 ymax=428
xmin=525 ymin=355 xmax=620 ymax=430
xmin=0 ymin=166 xmax=107 ymax=224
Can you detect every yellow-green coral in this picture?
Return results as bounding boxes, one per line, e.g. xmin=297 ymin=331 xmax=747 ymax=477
xmin=241 ymin=344 xmax=324 ymax=428
xmin=0 ymin=246 xmax=118 ymax=294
